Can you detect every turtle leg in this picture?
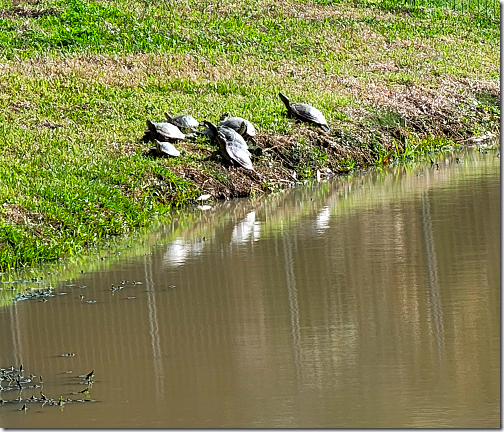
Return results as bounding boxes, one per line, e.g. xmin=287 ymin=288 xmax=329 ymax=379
xmin=247 ymin=136 xmax=258 ymax=146
xmin=142 ymin=129 xmax=155 ymax=143
xmin=184 ymin=132 xmax=199 ymax=141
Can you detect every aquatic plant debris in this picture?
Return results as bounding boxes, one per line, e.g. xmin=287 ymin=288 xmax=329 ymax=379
xmin=0 ymin=365 xmax=97 ymax=409
xmin=11 ymin=286 xmax=55 ymax=302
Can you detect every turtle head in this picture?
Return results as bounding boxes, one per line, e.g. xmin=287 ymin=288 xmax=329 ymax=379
xmin=278 ymin=92 xmax=291 ymax=109
xmin=237 ymin=121 xmax=248 ymax=136
xmin=146 ymin=119 xmax=156 ymax=131
xmin=219 ymin=113 xmax=230 ymax=122
xmin=202 ymin=121 xmax=218 ymax=138
xmin=164 ymin=112 xmax=173 ymax=121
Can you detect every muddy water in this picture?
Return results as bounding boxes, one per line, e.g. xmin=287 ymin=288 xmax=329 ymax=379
xmin=0 ymin=149 xmax=499 ymax=428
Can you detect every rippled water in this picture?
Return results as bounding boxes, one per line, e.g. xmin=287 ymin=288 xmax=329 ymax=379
xmin=0 ymin=149 xmax=499 ymax=428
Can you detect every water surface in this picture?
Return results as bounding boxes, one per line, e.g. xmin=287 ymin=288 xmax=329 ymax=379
xmin=0 ymin=149 xmax=500 ymax=428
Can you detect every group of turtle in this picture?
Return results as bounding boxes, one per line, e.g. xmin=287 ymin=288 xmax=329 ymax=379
xmin=143 ymin=92 xmax=330 ymax=172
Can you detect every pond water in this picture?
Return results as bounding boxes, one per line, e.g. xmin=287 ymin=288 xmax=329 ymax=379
xmin=0 ymin=149 xmax=500 ymax=428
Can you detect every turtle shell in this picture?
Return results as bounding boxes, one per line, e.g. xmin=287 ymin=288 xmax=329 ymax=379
xmin=290 ymin=103 xmax=329 ymax=132
xmin=219 ymin=115 xmax=256 ymax=137
xmin=278 ymin=92 xmax=330 ymax=132
xmin=154 ymin=139 xmax=180 ymax=157
xmin=165 ymin=113 xmax=199 ymax=131
xmin=204 ymin=121 xmax=253 ymax=170
xmin=217 ymin=126 xmax=249 ymax=151
xmin=147 ymin=120 xmax=185 ymax=141
xmin=225 ymin=143 xmax=254 ymax=171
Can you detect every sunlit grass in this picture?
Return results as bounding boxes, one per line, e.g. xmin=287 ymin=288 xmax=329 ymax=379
xmin=0 ymin=0 xmax=499 ymax=270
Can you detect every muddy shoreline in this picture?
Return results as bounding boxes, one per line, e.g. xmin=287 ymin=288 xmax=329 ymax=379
xmin=157 ymin=122 xmax=499 ymax=201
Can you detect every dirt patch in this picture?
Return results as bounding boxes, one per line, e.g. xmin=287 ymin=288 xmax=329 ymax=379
xmin=2 ymin=204 xmax=43 ymax=226
xmin=172 ymin=163 xmax=266 ymax=199
xmin=9 ymin=101 xmax=36 ymax=112
xmin=160 ymin=127 xmax=378 ymax=200
xmin=1 ymin=204 xmax=62 ymax=234
xmin=3 ymin=204 xmax=29 ymax=225
xmin=35 ymin=120 xmax=63 ymax=129
xmin=256 ymin=127 xmax=375 ymax=169
xmin=0 ymin=6 xmax=60 ymax=18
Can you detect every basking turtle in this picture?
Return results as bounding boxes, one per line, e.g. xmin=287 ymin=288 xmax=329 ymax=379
xmin=164 ymin=112 xmax=199 ymax=133
xmin=278 ymin=92 xmax=330 ymax=132
xmin=203 ymin=121 xmax=254 ymax=170
xmin=144 ymin=120 xmax=185 ymax=142
xmin=219 ymin=114 xmax=256 ymax=140
xmin=154 ymin=139 xmax=180 ymax=157
xmin=202 ymin=121 xmax=245 ymax=148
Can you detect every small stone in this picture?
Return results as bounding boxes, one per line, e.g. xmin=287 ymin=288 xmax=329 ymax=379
xmin=196 ymin=194 xmax=212 ymax=201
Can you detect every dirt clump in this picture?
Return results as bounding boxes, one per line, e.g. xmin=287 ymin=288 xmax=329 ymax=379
xmin=161 ymin=127 xmax=374 ymax=200
xmin=0 ymin=6 xmax=60 ymax=18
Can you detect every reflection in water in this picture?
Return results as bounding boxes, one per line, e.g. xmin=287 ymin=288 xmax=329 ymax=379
xmin=282 ymin=236 xmax=303 ymax=385
xmin=144 ymin=254 xmax=165 ymax=400
xmin=9 ymin=305 xmax=23 ymax=369
xmin=0 ymin=150 xmax=499 ymax=428
xmin=163 ymin=239 xmax=205 ymax=267
xmin=421 ymin=192 xmax=445 ymax=364
xmin=231 ymin=211 xmax=261 ymax=245
xmin=315 ymin=205 xmax=331 ymax=233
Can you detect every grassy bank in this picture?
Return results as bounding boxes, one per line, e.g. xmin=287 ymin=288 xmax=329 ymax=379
xmin=0 ymin=0 xmax=500 ymax=271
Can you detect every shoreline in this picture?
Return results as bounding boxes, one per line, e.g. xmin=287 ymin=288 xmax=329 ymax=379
xmin=0 ymin=145 xmax=499 ymax=307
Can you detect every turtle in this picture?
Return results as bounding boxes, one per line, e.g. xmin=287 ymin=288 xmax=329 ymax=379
xmin=144 ymin=120 xmax=185 ymax=143
xmin=219 ymin=114 xmax=257 ymax=140
xmin=164 ymin=112 xmax=199 ymax=133
xmin=278 ymin=92 xmax=330 ymax=132
xmin=202 ymin=121 xmax=254 ymax=170
xmin=154 ymin=139 xmax=180 ymax=157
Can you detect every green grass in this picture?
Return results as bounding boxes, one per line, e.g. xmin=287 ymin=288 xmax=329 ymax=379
xmin=0 ymin=0 xmax=499 ymax=270
xmin=368 ymin=0 xmax=500 ymax=21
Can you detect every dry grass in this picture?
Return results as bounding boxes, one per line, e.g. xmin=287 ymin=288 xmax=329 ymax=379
xmin=0 ymin=54 xmax=215 ymax=87
xmin=2 ymin=50 xmax=498 ymax=119
xmin=2 ymin=204 xmax=43 ymax=226
xmin=0 ymin=5 xmax=60 ymax=18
